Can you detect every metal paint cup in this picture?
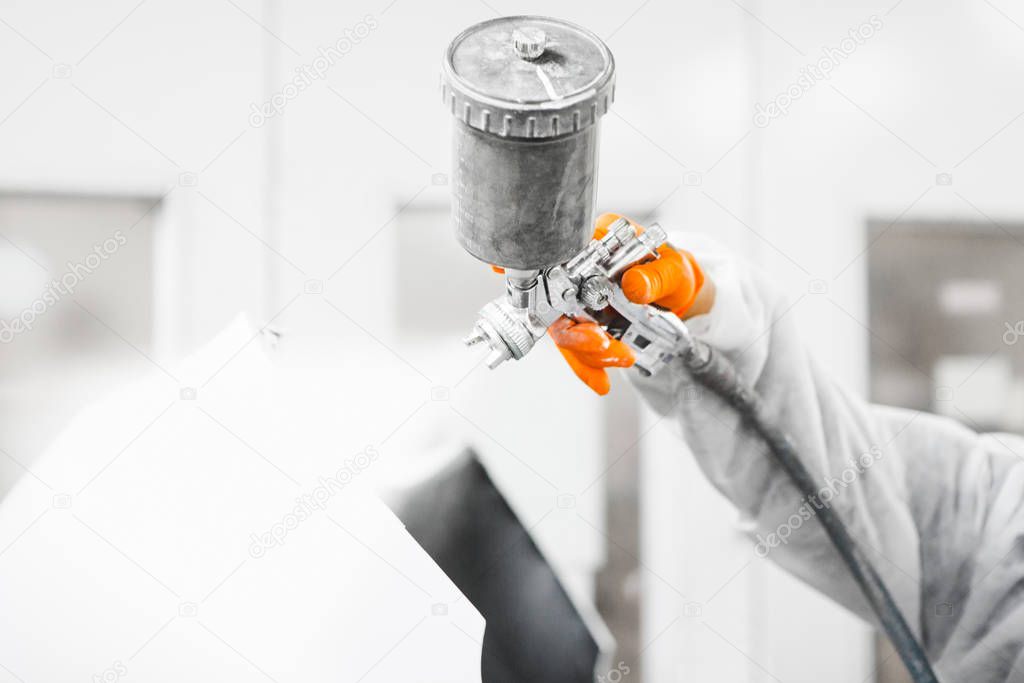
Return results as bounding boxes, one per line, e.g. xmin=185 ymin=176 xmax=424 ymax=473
xmin=441 ymin=16 xmax=616 ymax=270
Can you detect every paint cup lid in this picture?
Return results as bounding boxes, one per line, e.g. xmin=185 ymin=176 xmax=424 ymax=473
xmin=441 ymin=16 xmax=615 ymax=138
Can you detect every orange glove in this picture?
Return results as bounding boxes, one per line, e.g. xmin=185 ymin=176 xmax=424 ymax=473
xmin=549 ymin=317 xmax=636 ymax=395
xmin=550 ymin=212 xmax=711 ymax=395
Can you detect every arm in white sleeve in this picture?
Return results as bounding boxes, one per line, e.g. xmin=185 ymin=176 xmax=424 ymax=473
xmin=630 ymin=235 xmax=1024 ymax=682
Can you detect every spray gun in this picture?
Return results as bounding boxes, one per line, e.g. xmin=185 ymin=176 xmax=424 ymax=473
xmin=461 ymin=219 xmax=697 ymax=377
xmin=442 ymin=16 xmax=697 ymax=376
xmin=440 ymin=17 xmax=941 ymax=682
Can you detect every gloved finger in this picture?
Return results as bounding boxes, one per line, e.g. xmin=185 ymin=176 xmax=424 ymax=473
xmin=572 ymin=337 xmax=636 ymax=368
xmin=547 ymin=315 xmax=577 ymax=343
xmin=548 ymin=319 xmax=610 ymax=352
xmin=550 ymin=321 xmax=636 ymax=366
xmin=622 ymin=244 xmax=705 ymax=317
xmin=556 ymin=346 xmax=611 ymax=395
xmin=593 ymin=211 xmax=650 ymax=241
xmin=593 ymin=212 xmax=624 ymax=239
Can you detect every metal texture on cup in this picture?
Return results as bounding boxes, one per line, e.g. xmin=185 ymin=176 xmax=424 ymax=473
xmin=441 ymin=16 xmax=615 ymax=270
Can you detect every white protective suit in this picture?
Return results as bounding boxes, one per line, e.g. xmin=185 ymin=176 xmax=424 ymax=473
xmin=631 ymin=237 xmax=1024 ymax=682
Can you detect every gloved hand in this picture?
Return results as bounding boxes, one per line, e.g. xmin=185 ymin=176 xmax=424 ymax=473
xmin=549 ymin=212 xmax=713 ymax=395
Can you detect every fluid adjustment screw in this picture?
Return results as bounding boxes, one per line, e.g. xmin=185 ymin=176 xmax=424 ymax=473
xmin=580 ymin=276 xmax=612 ymax=308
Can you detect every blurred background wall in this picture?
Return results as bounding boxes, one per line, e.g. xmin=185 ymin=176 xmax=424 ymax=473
xmin=1 ymin=0 xmax=1022 ymax=681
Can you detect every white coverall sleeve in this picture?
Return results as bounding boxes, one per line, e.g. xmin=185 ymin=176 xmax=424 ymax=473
xmin=629 ymin=234 xmax=1024 ymax=682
